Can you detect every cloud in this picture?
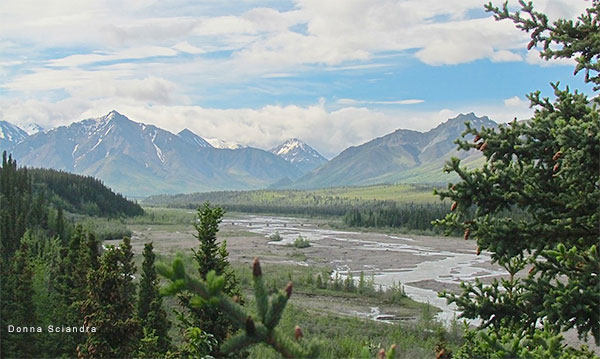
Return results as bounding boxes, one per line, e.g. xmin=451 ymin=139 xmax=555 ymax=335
xmin=504 ymin=96 xmax=528 ymax=107
xmin=491 ymin=50 xmax=522 ymax=62
xmin=47 ymin=46 xmax=179 ymax=67
xmin=525 ymin=49 xmax=576 ymax=67
xmin=173 ymin=41 xmax=206 ymax=54
xmin=337 ymin=99 xmax=424 ymax=106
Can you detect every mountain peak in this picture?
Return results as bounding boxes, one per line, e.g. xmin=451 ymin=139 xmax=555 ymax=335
xmin=177 ymin=128 xmax=213 ymax=149
xmin=0 ymin=120 xmax=29 ymax=144
xmin=273 ymin=138 xmax=306 ymax=156
xmin=270 ymin=138 xmax=327 ymax=172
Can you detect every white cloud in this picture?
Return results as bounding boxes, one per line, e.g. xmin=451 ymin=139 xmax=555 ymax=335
xmin=525 ymin=49 xmax=576 ymax=67
xmin=504 ymin=96 xmax=527 ymax=107
xmin=47 ymin=46 xmax=179 ymax=68
xmin=491 ymin=50 xmax=522 ymax=62
xmin=337 ymin=99 xmax=424 ymax=106
xmin=173 ymin=41 xmax=206 ymax=54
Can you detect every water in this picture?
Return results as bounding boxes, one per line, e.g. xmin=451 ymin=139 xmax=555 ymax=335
xmin=231 ymin=215 xmax=505 ymax=324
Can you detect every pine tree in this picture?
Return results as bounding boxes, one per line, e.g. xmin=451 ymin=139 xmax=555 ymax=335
xmin=159 ymin=257 xmax=321 ymax=358
xmin=78 ymin=237 xmax=140 ymax=358
xmin=138 ymin=242 xmax=171 ymax=355
xmin=435 ymin=0 xmax=600 ymax=354
xmin=2 ymin=232 xmax=39 ymax=358
xmin=180 ymin=202 xmax=242 ymax=350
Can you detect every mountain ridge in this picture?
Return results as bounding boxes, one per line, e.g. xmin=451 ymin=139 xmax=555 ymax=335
xmin=2 ymin=111 xmax=302 ymax=196
xmin=269 ymin=138 xmax=327 ymax=172
xmin=0 ymin=111 xmax=499 ymax=195
xmin=289 ymin=112 xmax=497 ymax=189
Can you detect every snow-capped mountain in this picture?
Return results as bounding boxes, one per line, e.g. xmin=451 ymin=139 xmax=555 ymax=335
xmin=177 ymin=129 xmax=213 ymax=149
xmin=7 ymin=111 xmax=301 ymax=196
xmin=270 ymin=138 xmax=327 ymax=172
xmin=205 ymin=138 xmax=247 ymax=150
xmin=292 ymin=113 xmax=498 ymax=188
xmin=15 ymin=122 xmax=45 ymax=135
xmin=0 ymin=121 xmax=29 ymax=148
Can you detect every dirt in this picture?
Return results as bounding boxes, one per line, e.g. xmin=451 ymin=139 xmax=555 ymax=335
xmin=111 ymin=214 xmax=598 ymax=354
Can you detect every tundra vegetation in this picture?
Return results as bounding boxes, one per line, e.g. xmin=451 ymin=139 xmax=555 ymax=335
xmin=1 ymin=1 xmax=598 ymax=358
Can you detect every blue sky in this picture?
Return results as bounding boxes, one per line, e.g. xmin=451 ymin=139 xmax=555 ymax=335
xmin=0 ymin=0 xmax=592 ymax=157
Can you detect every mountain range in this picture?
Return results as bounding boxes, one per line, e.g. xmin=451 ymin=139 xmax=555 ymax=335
xmin=290 ymin=113 xmax=496 ymax=189
xmin=0 ymin=111 xmax=497 ymax=196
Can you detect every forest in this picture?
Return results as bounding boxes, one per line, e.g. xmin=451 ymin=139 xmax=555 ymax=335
xmin=144 ymin=185 xmax=450 ymax=233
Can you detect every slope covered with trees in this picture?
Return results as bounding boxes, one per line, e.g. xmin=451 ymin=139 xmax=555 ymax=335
xmin=29 ymin=167 xmax=144 ymax=217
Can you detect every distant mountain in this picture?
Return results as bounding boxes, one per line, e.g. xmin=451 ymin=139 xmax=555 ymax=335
xmin=291 ymin=113 xmax=497 ymax=188
xmin=178 ymin=128 xmax=213 ymax=149
xmin=16 ymin=122 xmax=45 ymax=135
xmin=0 ymin=121 xmax=28 ymax=148
xmin=270 ymin=138 xmax=328 ymax=172
xmin=205 ymin=137 xmax=247 ymax=149
xmin=6 ymin=111 xmax=301 ymax=196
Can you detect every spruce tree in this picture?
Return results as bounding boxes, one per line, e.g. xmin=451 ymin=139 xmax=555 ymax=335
xmin=2 ymin=232 xmax=39 ymax=358
xmin=78 ymin=237 xmax=140 ymax=358
xmin=435 ymin=0 xmax=599 ymax=354
xmin=138 ymin=242 xmax=171 ymax=355
xmin=180 ymin=202 xmax=242 ymax=353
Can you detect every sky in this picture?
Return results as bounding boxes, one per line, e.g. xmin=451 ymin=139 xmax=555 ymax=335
xmin=0 ymin=0 xmax=593 ymax=158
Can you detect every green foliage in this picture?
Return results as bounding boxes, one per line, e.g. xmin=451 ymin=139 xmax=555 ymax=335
xmin=178 ymin=202 xmax=242 ymax=354
xmin=292 ymin=235 xmax=311 ymax=248
xmin=343 ymin=203 xmax=449 ymax=233
xmin=485 ymin=0 xmax=599 ymax=90
xmin=269 ymin=231 xmax=283 ymax=241
xmin=1 ymin=234 xmax=40 ymax=358
xmin=143 ymin=184 xmax=447 ymax=233
xmin=435 ymin=0 xmax=600 ymax=354
xmin=144 ymin=183 xmax=439 ymax=209
xmin=165 ymin=327 xmax=219 ymax=359
xmin=454 ymin=325 xmax=597 ymax=359
xmin=78 ymin=237 xmax=140 ymax=358
xmin=159 ymin=257 xmax=322 ymax=358
xmin=28 ymin=167 xmax=144 ymax=217
xmin=138 ymin=242 xmax=172 ymax=355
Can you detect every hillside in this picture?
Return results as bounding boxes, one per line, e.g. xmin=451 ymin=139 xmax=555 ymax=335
xmin=291 ymin=113 xmax=496 ymax=189
xmin=29 ymin=167 xmax=144 ymax=217
xmin=3 ymin=111 xmax=302 ymax=196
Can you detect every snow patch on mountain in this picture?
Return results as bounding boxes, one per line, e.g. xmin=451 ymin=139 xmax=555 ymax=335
xmin=177 ymin=129 xmax=213 ymax=149
xmin=206 ymin=138 xmax=247 ymax=149
xmin=270 ymin=138 xmax=327 ymax=163
xmin=15 ymin=122 xmax=44 ymax=135
xmin=269 ymin=138 xmax=327 ymax=172
xmin=0 ymin=121 xmax=29 ymax=144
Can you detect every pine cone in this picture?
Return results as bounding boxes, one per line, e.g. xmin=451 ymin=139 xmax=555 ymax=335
xmin=246 ymin=316 xmax=256 ymax=336
xmin=464 ymin=228 xmax=470 ymax=240
xmin=450 ymin=202 xmax=457 ymax=211
xmin=480 ymin=142 xmax=488 ymax=151
xmin=285 ymin=281 xmax=293 ymax=298
xmin=553 ymin=163 xmax=560 ymax=172
xmin=253 ymin=257 xmax=262 ymax=277
xmin=474 ymin=134 xmax=481 ymax=142
xmin=294 ymin=325 xmax=303 ymax=340
xmin=552 ymin=151 xmax=562 ymax=161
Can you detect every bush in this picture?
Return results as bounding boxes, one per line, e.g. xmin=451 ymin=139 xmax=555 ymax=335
xmin=269 ymin=231 xmax=282 ymax=241
xmin=292 ymin=235 xmax=310 ymax=249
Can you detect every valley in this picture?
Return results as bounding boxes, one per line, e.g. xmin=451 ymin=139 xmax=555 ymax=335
xmin=111 ymin=210 xmax=506 ymax=324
